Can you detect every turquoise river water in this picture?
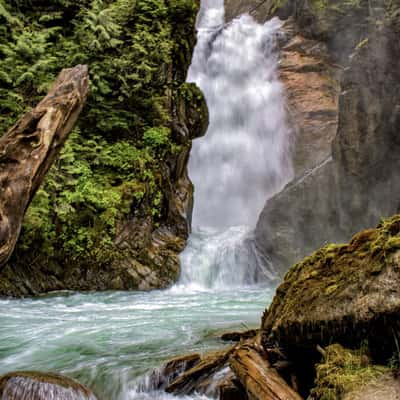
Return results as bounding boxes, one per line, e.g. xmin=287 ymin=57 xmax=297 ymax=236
xmin=0 ymin=284 xmax=273 ymax=399
xmin=0 ymin=1 xmax=291 ymax=398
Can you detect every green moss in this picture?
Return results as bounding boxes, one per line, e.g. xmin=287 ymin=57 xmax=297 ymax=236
xmin=385 ymin=236 xmax=400 ymax=251
xmin=264 ymin=215 xmax=400 ymax=348
xmin=311 ymin=344 xmax=390 ymax=400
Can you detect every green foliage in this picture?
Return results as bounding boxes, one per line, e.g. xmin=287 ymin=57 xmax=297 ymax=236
xmin=143 ymin=127 xmax=170 ymax=149
xmin=0 ymin=0 xmax=199 ymax=263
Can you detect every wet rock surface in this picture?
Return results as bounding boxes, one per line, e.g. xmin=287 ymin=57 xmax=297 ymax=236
xmin=344 ymin=373 xmax=400 ymax=400
xmin=278 ymin=19 xmax=339 ymax=177
xmin=254 ymin=0 xmax=400 ymax=276
xmin=0 ymin=371 xmax=97 ymax=400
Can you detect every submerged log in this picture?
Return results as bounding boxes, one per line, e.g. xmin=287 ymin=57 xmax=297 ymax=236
xmin=0 ymin=65 xmax=89 ymax=269
xmin=229 ymin=341 xmax=303 ymax=400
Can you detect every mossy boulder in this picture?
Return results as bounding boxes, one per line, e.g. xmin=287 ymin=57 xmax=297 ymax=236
xmin=0 ymin=371 xmax=97 ymax=400
xmin=263 ymin=215 xmax=400 ymax=362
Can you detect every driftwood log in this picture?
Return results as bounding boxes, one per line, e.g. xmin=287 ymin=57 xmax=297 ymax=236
xmin=0 ymin=65 xmax=89 ymax=269
xmin=230 ymin=341 xmax=303 ymax=400
xmin=165 ymin=347 xmax=235 ymax=395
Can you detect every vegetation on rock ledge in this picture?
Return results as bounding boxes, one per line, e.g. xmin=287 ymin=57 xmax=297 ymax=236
xmin=0 ymin=0 xmax=202 ymax=271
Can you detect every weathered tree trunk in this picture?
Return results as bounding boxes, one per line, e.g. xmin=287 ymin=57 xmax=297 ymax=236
xmin=166 ymin=347 xmax=235 ymax=395
xmin=0 ymin=65 xmax=89 ymax=269
xmin=230 ymin=342 xmax=303 ymax=400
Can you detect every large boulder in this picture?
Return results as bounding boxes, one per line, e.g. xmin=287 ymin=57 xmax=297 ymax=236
xmin=0 ymin=371 xmax=97 ymax=400
xmin=263 ymin=215 xmax=400 ymax=362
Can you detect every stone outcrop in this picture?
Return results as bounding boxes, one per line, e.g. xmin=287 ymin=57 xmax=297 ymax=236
xmin=247 ymin=0 xmax=400 ymax=275
xmin=0 ymin=371 xmax=97 ymax=400
xmin=278 ymin=20 xmax=339 ymax=177
xmin=0 ymin=2 xmax=208 ymax=297
xmin=263 ymin=215 xmax=400 ymax=362
xmin=0 ymin=65 xmax=89 ymax=270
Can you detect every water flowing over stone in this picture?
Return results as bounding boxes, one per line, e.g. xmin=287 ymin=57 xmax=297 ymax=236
xmin=0 ymin=290 xmax=272 ymax=400
xmin=179 ymin=0 xmax=292 ymax=289
xmin=0 ymin=1 xmax=289 ymax=399
xmin=187 ymin=1 xmax=292 ymax=229
xmin=0 ymin=372 xmax=97 ymax=400
xmin=179 ymin=226 xmax=277 ymax=290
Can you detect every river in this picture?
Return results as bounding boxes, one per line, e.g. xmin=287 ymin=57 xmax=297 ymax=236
xmin=0 ymin=1 xmax=291 ymax=399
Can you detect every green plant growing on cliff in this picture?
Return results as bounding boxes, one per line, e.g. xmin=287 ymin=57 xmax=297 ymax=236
xmin=0 ymin=0 xmax=200 ymax=266
xmin=144 ymin=127 xmax=170 ymax=149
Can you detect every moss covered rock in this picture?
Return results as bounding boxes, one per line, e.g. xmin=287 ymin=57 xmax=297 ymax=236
xmin=263 ymin=215 xmax=400 ymax=362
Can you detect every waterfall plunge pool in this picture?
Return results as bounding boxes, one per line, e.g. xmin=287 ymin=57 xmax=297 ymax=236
xmin=0 ymin=2 xmax=292 ymax=399
xmin=0 ymin=286 xmax=273 ymax=399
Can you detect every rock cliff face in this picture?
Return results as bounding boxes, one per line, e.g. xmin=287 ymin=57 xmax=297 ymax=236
xmin=0 ymin=1 xmax=208 ymax=297
xmin=224 ymin=0 xmax=400 ymax=275
xmin=225 ymin=1 xmax=340 ymax=178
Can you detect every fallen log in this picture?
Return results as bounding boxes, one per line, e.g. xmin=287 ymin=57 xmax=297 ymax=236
xmin=165 ymin=347 xmax=235 ymax=395
xmin=0 ymin=65 xmax=89 ymax=269
xmin=230 ymin=341 xmax=303 ymax=400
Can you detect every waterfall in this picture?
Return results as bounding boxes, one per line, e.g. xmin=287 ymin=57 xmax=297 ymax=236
xmin=0 ymin=3 xmax=288 ymax=400
xmin=179 ymin=0 xmax=293 ymax=288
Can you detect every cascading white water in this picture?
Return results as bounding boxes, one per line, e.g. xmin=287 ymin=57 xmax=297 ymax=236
xmin=179 ymin=0 xmax=293 ymax=288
